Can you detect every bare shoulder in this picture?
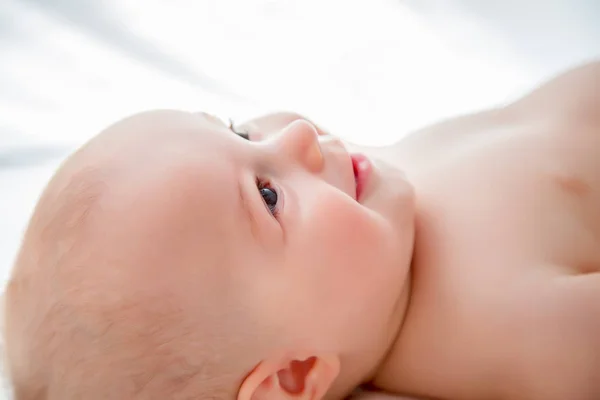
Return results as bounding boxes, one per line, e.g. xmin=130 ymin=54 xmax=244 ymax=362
xmin=509 ymin=60 xmax=600 ymax=123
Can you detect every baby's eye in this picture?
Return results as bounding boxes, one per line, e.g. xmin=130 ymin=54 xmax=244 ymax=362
xmin=258 ymin=181 xmax=278 ymax=217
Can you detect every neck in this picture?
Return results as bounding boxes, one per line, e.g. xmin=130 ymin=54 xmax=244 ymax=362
xmin=368 ymin=206 xmax=426 ymax=393
xmin=329 ymin=266 xmax=415 ymax=397
xmin=370 ymin=260 xmax=415 ymax=378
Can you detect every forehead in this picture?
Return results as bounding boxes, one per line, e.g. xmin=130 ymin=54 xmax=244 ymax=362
xmin=102 ymin=110 xmax=248 ymax=189
xmin=88 ymin=109 xmax=256 ymax=261
xmin=108 ymin=110 xmax=231 ymax=147
xmin=119 ymin=111 xmax=242 ymax=213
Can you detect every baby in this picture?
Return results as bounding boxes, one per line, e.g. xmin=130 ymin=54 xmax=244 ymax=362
xmin=3 ymin=60 xmax=600 ymax=400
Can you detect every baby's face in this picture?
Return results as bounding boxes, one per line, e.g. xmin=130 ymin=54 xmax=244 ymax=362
xmin=97 ymin=110 xmax=415 ymax=368
xmin=193 ymin=112 xmax=416 ymax=359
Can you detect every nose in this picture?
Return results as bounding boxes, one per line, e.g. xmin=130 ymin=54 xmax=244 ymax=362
xmin=276 ymin=120 xmax=324 ymax=172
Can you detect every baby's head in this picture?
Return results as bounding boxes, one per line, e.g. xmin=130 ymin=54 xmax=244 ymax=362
xmin=3 ymin=110 xmax=415 ymax=399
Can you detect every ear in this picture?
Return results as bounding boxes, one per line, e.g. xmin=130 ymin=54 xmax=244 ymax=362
xmin=237 ymin=353 xmax=340 ymax=400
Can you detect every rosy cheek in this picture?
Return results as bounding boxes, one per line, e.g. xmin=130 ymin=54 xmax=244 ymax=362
xmin=296 ymin=191 xmax=390 ymax=277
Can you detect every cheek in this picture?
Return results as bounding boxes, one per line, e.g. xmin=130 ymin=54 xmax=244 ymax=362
xmin=281 ymin=185 xmax=413 ymax=340
xmin=285 ymin=189 xmax=409 ymax=337
xmin=292 ymin=189 xmax=395 ymax=285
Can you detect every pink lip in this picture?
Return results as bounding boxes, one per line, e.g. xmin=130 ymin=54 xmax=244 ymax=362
xmin=350 ymin=153 xmax=371 ymax=201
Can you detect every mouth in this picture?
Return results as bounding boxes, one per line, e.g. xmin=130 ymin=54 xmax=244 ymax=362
xmin=351 ymin=153 xmax=372 ymax=201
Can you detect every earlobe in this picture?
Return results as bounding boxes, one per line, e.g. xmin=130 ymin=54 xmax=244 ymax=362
xmin=237 ymin=353 xmax=340 ymax=400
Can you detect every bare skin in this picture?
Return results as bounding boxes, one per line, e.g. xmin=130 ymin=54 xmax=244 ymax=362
xmin=3 ymin=61 xmax=599 ymax=400
xmin=372 ymin=61 xmax=600 ymax=400
xmin=243 ymin=61 xmax=600 ymax=400
xmin=347 ymin=61 xmax=599 ymax=400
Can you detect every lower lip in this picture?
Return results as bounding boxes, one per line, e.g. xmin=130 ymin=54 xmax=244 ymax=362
xmin=351 ymin=153 xmax=372 ymax=201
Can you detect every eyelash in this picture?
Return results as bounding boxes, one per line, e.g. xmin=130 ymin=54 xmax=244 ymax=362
xmin=228 ymin=118 xmax=249 ymax=140
xmin=256 ymin=177 xmax=280 ymax=219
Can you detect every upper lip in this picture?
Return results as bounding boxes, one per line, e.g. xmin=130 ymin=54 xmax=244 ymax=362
xmin=347 ymin=152 xmax=357 ymax=201
xmin=319 ymin=135 xmax=356 ymax=200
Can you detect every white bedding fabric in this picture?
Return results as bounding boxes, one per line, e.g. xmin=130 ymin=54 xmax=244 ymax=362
xmin=1 ymin=0 xmax=600 ymax=398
